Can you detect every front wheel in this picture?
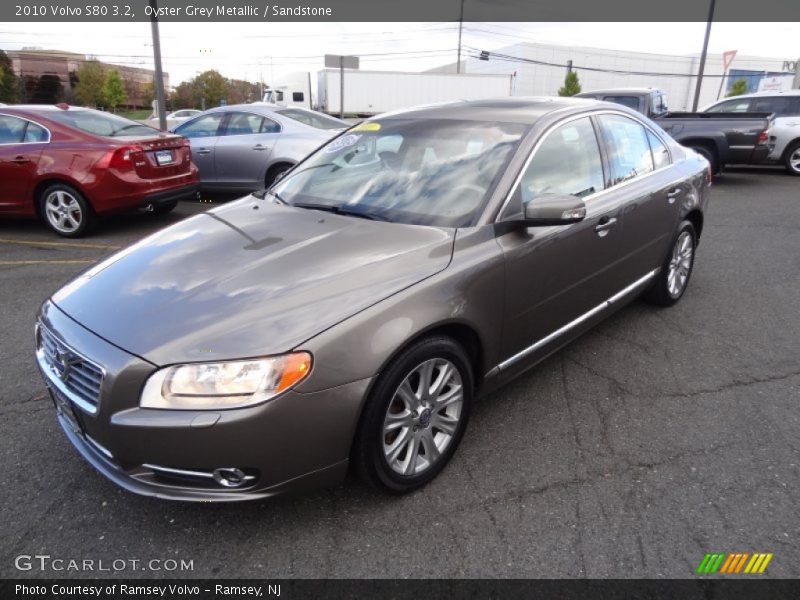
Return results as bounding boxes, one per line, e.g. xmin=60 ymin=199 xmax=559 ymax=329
xmin=352 ymin=336 xmax=473 ymax=494
xmin=645 ymin=220 xmax=697 ymax=307
xmin=39 ymin=183 xmax=95 ymax=238
xmin=784 ymin=142 xmax=800 ymax=176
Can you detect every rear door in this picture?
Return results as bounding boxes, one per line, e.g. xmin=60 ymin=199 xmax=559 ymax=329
xmin=595 ymin=113 xmax=681 ymax=282
xmin=496 ymin=115 xmax=631 ymax=372
xmin=174 ymin=113 xmax=224 ymax=185
xmin=213 ymin=111 xmax=280 ymax=190
xmin=0 ymin=115 xmax=46 ymax=213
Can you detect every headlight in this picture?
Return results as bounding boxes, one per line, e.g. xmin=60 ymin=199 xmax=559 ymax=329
xmin=140 ymin=352 xmax=312 ymax=410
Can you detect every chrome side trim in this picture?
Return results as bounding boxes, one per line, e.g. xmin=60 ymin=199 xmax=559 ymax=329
xmin=497 ymin=269 xmax=658 ymax=372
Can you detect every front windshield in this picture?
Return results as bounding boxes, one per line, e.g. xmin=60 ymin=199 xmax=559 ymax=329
xmin=45 ymin=109 xmax=158 ymax=137
xmin=272 ymin=118 xmax=527 ymax=227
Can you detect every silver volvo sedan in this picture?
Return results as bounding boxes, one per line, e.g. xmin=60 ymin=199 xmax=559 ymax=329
xmin=35 ymin=98 xmax=710 ymax=500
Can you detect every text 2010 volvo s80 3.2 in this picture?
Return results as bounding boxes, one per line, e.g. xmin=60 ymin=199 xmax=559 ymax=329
xmin=35 ymin=98 xmax=710 ymax=500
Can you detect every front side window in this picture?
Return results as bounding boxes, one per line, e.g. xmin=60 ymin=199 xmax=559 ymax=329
xmin=751 ymin=96 xmax=796 ymax=116
xmin=0 ymin=115 xmax=28 ymax=143
xmin=175 ymin=114 xmax=223 ymax=139
xmin=520 ymin=117 xmax=605 ymax=205
xmin=272 ymin=118 xmax=527 ymax=227
xmin=598 ymin=114 xmax=654 ymax=184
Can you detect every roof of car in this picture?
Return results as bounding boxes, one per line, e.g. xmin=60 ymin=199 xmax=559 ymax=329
xmin=712 ymin=89 xmax=800 ymax=99
xmin=376 ymin=96 xmax=609 ymax=123
xmin=576 ymin=88 xmax=660 ymax=96
xmin=1 ymin=104 xmax=91 ymax=112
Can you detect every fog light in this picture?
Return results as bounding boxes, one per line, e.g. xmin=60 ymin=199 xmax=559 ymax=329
xmin=213 ymin=467 xmax=248 ymax=488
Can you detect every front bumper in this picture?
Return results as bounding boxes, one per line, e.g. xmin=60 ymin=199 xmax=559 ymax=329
xmin=37 ymin=301 xmax=369 ymax=501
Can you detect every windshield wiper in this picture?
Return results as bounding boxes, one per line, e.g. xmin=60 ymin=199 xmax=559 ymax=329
xmin=293 ymin=202 xmax=388 ymax=221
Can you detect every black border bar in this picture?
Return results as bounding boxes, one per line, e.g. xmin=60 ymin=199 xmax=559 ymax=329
xmin=3 ymin=0 xmax=800 ymax=22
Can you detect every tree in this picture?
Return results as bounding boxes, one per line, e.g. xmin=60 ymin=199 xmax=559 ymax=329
xmin=32 ymin=74 xmax=64 ymax=103
xmin=727 ymin=79 xmax=749 ymax=97
xmin=192 ymin=70 xmax=227 ymax=109
xmin=102 ymin=69 xmax=127 ymax=111
xmin=73 ymin=60 xmax=107 ymax=107
xmin=558 ymin=70 xmax=582 ymax=96
xmin=0 ymin=50 xmax=19 ymax=103
xmin=226 ymin=78 xmax=261 ymax=104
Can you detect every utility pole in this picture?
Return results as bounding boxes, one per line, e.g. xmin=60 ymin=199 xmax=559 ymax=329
xmin=148 ymin=0 xmax=167 ymax=131
xmin=692 ymin=0 xmax=716 ymax=112
xmin=456 ymin=0 xmax=464 ymax=74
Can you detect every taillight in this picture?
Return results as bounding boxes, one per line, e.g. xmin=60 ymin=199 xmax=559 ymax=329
xmin=97 ymin=144 xmax=143 ymax=169
xmin=180 ymin=138 xmax=191 ymax=161
xmin=757 ymin=130 xmax=769 ymax=145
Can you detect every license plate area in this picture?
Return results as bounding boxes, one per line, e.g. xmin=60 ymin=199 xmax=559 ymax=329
xmin=49 ymin=386 xmax=83 ymax=435
xmin=155 ymin=149 xmax=174 ymax=166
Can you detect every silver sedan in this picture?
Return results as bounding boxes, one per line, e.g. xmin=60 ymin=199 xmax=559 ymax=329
xmin=173 ymin=104 xmax=346 ymax=192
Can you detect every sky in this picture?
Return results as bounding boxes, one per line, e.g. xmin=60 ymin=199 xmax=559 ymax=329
xmin=1 ymin=21 xmax=798 ymax=86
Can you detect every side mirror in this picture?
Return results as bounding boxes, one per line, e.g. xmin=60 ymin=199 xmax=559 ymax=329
xmin=522 ymin=193 xmax=586 ymax=226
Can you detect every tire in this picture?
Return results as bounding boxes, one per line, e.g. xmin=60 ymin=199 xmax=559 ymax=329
xmin=784 ymin=141 xmax=800 ymax=176
xmin=150 ymin=200 xmax=178 ymax=215
xmin=266 ymin=164 xmax=292 ymax=186
xmin=352 ymin=336 xmax=473 ymax=494
xmin=689 ymin=145 xmax=719 ymax=175
xmin=38 ymin=183 xmax=95 ymax=238
xmin=645 ymin=220 xmax=697 ymax=307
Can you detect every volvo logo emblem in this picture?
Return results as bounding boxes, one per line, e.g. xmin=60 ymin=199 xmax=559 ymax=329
xmin=52 ymin=349 xmax=72 ymax=382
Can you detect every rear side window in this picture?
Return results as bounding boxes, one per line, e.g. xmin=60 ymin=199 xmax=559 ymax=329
xmin=646 ymin=130 xmax=670 ymax=169
xmin=706 ymin=99 xmax=751 ymax=113
xmin=597 ymin=114 xmax=654 ymax=184
xmin=602 ymin=96 xmax=641 ymax=112
xmin=176 ymin=114 xmax=223 ymax=139
xmin=751 ymin=96 xmax=798 ymax=116
xmin=23 ymin=121 xmax=48 ymax=142
xmin=0 ymin=115 xmax=27 ymax=143
xmin=520 ymin=117 xmax=605 ymax=204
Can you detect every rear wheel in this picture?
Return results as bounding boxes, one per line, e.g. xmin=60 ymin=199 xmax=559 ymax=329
xmin=353 ymin=336 xmax=473 ymax=494
xmin=645 ymin=220 xmax=697 ymax=307
xmin=784 ymin=141 xmax=800 ymax=176
xmin=689 ymin=145 xmax=719 ymax=175
xmin=39 ymin=183 xmax=94 ymax=238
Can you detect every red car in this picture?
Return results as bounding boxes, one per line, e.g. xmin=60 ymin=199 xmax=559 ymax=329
xmin=0 ymin=104 xmax=199 ymax=237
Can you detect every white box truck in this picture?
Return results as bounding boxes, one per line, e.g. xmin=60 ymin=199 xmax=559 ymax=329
xmin=262 ymin=70 xmax=513 ymax=116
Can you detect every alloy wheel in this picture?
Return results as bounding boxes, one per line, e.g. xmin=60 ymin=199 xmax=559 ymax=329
xmin=790 ymin=148 xmax=800 ymax=174
xmin=44 ymin=190 xmax=83 ymax=234
xmin=382 ymin=358 xmax=464 ymax=476
xmin=667 ymin=230 xmax=693 ymax=297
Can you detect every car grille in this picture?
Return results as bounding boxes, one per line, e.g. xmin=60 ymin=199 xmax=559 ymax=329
xmin=38 ymin=325 xmax=103 ymax=412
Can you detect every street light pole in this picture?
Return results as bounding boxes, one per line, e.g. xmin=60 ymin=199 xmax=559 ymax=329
xmin=456 ymin=0 xmax=464 ymax=74
xmin=692 ymin=0 xmax=716 ymax=112
xmin=148 ymin=0 xmax=167 ymax=131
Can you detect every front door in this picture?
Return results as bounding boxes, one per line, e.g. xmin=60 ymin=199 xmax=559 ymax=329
xmin=213 ymin=111 xmax=279 ymax=191
xmin=0 ymin=115 xmax=45 ymax=214
xmin=496 ymin=116 xmax=630 ymax=372
xmin=175 ymin=113 xmax=224 ymax=186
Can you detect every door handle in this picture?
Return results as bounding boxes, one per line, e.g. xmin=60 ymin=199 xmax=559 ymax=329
xmin=195 ymin=148 xmax=212 ymax=155
xmin=594 ymin=216 xmax=618 ymax=237
xmin=11 ymin=155 xmax=30 ymax=164
xmin=252 ymin=144 xmax=270 ymax=151
xmin=666 ymin=188 xmax=681 ymax=203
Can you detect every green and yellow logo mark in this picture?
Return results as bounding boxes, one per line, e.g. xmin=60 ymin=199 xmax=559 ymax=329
xmin=696 ymin=552 xmax=773 ymax=575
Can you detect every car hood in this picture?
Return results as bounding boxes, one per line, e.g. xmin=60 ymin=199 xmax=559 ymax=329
xmin=52 ymin=198 xmax=454 ymax=365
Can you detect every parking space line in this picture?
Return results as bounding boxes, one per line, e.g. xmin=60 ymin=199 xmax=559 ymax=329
xmin=0 ymin=259 xmax=97 ymax=265
xmin=0 ymin=238 xmax=121 ymax=250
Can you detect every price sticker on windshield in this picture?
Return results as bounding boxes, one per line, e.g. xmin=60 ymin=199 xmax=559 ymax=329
xmin=324 ymin=134 xmax=361 ymax=153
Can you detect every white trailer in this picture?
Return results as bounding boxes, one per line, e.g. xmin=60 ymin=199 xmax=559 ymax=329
xmin=315 ymin=69 xmax=514 ymax=116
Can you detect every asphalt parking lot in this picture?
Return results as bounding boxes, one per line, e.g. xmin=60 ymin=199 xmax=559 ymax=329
xmin=1 ymin=169 xmax=798 ymax=579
